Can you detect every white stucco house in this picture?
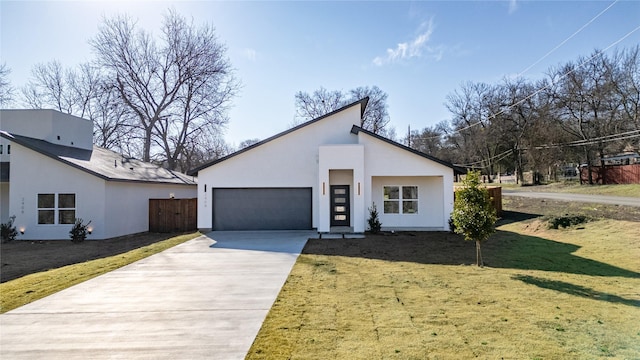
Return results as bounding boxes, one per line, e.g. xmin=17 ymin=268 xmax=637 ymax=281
xmin=0 ymin=109 xmax=197 ymax=240
xmin=189 ymin=98 xmax=455 ymax=233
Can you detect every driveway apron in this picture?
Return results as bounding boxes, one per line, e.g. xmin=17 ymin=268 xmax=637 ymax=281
xmin=0 ymin=230 xmax=313 ymax=359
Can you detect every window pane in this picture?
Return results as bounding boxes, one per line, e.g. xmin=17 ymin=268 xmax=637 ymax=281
xmin=334 ymin=188 xmax=346 ymax=195
xmin=335 ymin=197 xmax=346 ymax=203
xmin=384 ymin=186 xmax=399 ymax=200
xmin=402 ymin=186 xmax=418 ymax=200
xmin=384 ymin=200 xmax=399 ymax=214
xmin=38 ymin=194 xmax=55 ymax=208
xmin=58 ymin=194 xmax=76 ymax=208
xmin=38 ymin=210 xmax=55 ymax=224
xmin=403 ymin=201 xmax=418 ymax=214
xmin=335 ymin=206 xmax=346 ymax=212
xmin=334 ymin=215 xmax=347 ymax=221
xmin=59 ymin=210 xmax=76 ymax=224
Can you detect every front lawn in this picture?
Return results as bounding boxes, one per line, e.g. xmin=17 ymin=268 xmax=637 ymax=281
xmin=247 ymin=219 xmax=640 ymax=359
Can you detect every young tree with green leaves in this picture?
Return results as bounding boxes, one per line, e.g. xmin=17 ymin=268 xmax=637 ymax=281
xmin=451 ymin=171 xmax=497 ymax=267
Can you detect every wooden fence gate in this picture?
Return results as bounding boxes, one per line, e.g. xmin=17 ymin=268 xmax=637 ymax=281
xmin=149 ymin=198 xmax=197 ymax=233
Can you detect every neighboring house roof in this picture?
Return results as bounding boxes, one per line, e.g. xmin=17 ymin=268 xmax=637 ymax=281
xmin=187 ymin=97 xmax=370 ymax=176
xmin=0 ymin=132 xmax=196 ymax=185
xmin=349 ymin=125 xmax=456 ymax=170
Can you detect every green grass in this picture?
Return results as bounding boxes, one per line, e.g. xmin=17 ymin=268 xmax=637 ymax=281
xmin=247 ymin=220 xmax=640 ymax=359
xmin=0 ymin=232 xmax=200 ymax=313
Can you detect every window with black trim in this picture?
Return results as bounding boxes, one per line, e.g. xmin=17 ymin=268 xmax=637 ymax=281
xmin=383 ymin=186 xmax=418 ymax=214
xmin=37 ymin=193 xmax=76 ymax=224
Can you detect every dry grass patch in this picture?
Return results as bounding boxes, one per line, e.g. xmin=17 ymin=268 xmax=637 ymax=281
xmin=506 ymin=183 xmax=640 ymax=197
xmin=247 ymin=220 xmax=640 ymax=359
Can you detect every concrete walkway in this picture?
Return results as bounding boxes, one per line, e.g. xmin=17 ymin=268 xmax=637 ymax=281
xmin=0 ymin=231 xmax=314 ymax=359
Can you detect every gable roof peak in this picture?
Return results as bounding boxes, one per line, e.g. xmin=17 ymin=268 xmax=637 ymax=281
xmin=188 ymin=97 xmax=369 ymax=176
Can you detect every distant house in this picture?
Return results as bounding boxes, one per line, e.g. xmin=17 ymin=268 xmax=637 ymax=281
xmin=189 ymin=98 xmax=455 ymax=233
xmin=0 ymin=109 xmax=197 ymax=240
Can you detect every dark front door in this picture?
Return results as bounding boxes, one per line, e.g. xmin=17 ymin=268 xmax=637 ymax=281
xmin=330 ymin=185 xmax=350 ymax=227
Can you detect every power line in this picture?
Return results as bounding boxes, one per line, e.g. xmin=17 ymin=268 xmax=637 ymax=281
xmin=452 ymin=129 xmax=640 ymax=168
xmin=517 ymin=0 xmax=619 ymax=77
xmin=411 ymin=7 xmax=639 ymax=143
xmin=532 ymin=130 xmax=640 ymax=149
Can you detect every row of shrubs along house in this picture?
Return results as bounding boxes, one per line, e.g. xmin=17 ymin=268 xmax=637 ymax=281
xmin=1 ymin=98 xmax=457 ymax=240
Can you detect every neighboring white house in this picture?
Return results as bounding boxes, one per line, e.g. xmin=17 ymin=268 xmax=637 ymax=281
xmin=189 ymin=98 xmax=455 ymax=233
xmin=0 ymin=109 xmax=197 ymax=240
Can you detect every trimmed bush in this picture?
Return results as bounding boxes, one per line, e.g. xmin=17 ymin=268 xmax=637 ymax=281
xmin=547 ymin=215 xmax=589 ymax=229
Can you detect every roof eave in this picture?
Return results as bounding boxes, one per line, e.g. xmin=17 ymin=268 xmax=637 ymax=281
xmin=187 ymin=97 xmax=370 ymax=176
xmin=350 ymin=125 xmax=457 ymax=170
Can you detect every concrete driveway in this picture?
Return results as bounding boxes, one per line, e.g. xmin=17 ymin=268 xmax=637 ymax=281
xmin=0 ymin=230 xmax=314 ymax=359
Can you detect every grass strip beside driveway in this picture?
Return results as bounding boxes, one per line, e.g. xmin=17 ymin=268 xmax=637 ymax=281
xmin=247 ymin=220 xmax=640 ymax=359
xmin=0 ymin=232 xmax=201 ymax=313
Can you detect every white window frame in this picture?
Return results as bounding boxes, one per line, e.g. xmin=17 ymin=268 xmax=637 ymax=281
xmin=37 ymin=193 xmax=76 ymax=225
xmin=383 ymin=186 xmax=419 ymax=215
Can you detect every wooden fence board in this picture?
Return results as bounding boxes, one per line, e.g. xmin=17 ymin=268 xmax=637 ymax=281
xmin=580 ymin=164 xmax=640 ymax=184
xmin=149 ymin=198 xmax=197 ymax=233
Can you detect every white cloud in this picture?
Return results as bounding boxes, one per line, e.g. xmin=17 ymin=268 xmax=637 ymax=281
xmin=243 ymin=48 xmax=257 ymax=62
xmin=372 ymin=18 xmax=439 ymax=66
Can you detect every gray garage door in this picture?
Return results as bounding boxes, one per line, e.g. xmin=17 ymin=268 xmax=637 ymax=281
xmin=212 ymin=188 xmax=312 ymax=230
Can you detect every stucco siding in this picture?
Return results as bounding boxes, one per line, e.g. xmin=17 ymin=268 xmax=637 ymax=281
xmin=8 ymin=142 xmax=107 ymax=240
xmin=104 ymin=182 xmax=196 ymax=239
xmin=197 ymin=104 xmax=362 ymax=230
xmin=371 ymin=176 xmax=445 ymax=228
xmin=9 ymin=143 xmax=197 ymax=240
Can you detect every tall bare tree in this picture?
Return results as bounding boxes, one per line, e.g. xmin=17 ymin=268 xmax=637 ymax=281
xmin=294 ymin=85 xmax=391 ymax=135
xmin=90 ymin=9 xmax=239 ymax=170
xmin=0 ymin=63 xmax=14 ymax=107
xmin=21 ymin=61 xmax=137 ymax=156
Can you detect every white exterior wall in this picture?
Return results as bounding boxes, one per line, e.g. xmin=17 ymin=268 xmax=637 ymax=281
xmin=318 ymin=145 xmax=365 ymax=232
xmin=359 ymin=134 xmax=454 ymax=230
xmin=0 ymin=109 xmax=93 ymax=150
xmin=371 ymin=176 xmax=444 ymax=228
xmin=197 ymin=105 xmax=362 ymax=230
xmin=8 ymin=143 xmax=196 ymax=240
xmin=8 ymin=143 xmax=106 ymax=240
xmin=104 ymin=182 xmax=196 ymax=239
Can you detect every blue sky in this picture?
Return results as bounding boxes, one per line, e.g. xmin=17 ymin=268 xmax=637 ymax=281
xmin=1 ymin=1 xmax=639 ymax=146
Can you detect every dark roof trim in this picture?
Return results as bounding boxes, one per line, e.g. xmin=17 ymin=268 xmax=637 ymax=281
xmin=349 ymin=125 xmax=457 ymax=170
xmin=187 ymin=97 xmax=370 ymax=176
xmin=1 ymin=132 xmax=195 ymax=186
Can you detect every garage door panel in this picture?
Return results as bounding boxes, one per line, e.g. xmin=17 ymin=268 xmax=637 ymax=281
xmin=213 ymin=188 xmax=312 ymax=230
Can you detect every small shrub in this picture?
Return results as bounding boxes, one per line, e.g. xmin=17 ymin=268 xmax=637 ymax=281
xmin=367 ymin=203 xmax=382 ymax=234
xmin=547 ymin=214 xmax=589 ymax=229
xmin=70 ymin=218 xmax=92 ymax=243
xmin=1 ymin=215 xmax=18 ymax=243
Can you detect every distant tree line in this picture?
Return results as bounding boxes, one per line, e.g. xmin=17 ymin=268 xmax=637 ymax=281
xmin=1 ymin=17 xmax=636 ymax=181
xmin=408 ymin=46 xmax=639 ymax=184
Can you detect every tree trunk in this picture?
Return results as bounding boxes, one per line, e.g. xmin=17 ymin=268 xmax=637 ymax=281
xmin=476 ymin=240 xmax=484 ymax=267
